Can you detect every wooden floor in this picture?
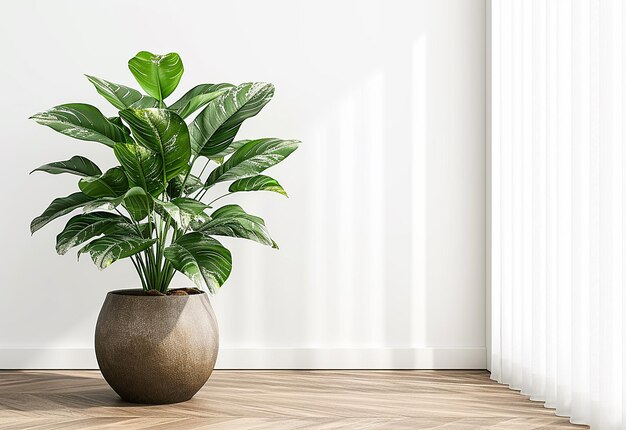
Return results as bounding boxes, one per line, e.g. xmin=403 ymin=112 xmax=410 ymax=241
xmin=0 ymin=370 xmax=587 ymax=429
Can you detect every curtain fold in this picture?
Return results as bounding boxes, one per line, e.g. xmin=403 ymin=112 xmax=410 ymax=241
xmin=490 ymin=0 xmax=625 ymax=428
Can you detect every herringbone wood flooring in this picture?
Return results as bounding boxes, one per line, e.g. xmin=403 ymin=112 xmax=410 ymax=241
xmin=0 ymin=370 xmax=587 ymax=429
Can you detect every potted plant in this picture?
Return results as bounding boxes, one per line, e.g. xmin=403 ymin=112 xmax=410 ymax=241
xmin=30 ymin=51 xmax=299 ymax=404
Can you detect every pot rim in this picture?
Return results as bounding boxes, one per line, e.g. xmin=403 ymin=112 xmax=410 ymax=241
xmin=106 ymin=288 xmax=207 ymax=297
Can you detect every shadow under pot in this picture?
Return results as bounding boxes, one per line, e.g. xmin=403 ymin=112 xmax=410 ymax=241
xmin=94 ymin=288 xmax=219 ymax=404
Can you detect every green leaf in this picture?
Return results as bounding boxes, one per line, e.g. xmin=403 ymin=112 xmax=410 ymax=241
xmin=85 ymin=75 xmax=160 ymax=110
xmin=121 ymin=187 xmax=153 ymax=221
xmin=189 ymin=212 xmax=211 ymax=231
xmin=119 ymin=108 xmax=191 ymax=183
xmin=30 ymin=103 xmax=130 ymax=147
xmin=229 ymin=175 xmax=288 ymax=197
xmin=31 ymin=192 xmax=95 ymax=234
xmin=171 ymin=197 xmax=210 ymax=214
xmin=83 ymin=187 xmax=154 ymax=221
xmin=167 ymin=173 xmax=203 ymax=197
xmin=107 ymin=116 xmax=131 ymax=133
xmin=114 ymin=142 xmax=164 ymax=196
xmin=209 ymin=139 xmax=250 ymax=164
xmin=83 ymin=187 xmax=153 ymax=221
xmin=56 ymin=212 xmax=134 ymax=255
xmin=205 ymin=138 xmax=299 ymax=187
xmin=128 ymin=51 xmax=184 ymax=101
xmin=189 ymin=83 xmax=274 ymax=158
xmin=196 ymin=204 xmax=276 ymax=248
xmin=155 ymin=197 xmax=210 ymax=229
xmin=78 ymin=234 xmax=156 ymax=269
xmin=168 ymin=83 xmax=233 ymax=119
xmin=78 ymin=166 xmax=129 ymax=198
xmin=83 ymin=197 xmax=122 ymax=213
xmin=137 ymin=222 xmax=153 ymax=239
xmin=164 ymin=233 xmax=232 ymax=293
xmin=31 ymin=155 xmax=102 ymax=177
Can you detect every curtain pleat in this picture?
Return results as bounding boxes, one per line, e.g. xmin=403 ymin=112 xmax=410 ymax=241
xmin=490 ymin=0 xmax=624 ymax=428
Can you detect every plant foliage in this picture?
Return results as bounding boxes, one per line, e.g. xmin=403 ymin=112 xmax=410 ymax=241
xmin=30 ymin=51 xmax=299 ymax=293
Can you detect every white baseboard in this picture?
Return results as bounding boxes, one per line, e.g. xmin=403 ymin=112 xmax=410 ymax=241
xmin=0 ymin=347 xmax=486 ymax=370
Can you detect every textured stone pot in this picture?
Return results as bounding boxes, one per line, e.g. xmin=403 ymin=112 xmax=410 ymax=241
xmin=95 ymin=289 xmax=218 ymax=404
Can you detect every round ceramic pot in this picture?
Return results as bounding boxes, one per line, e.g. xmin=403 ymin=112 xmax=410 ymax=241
xmin=95 ymin=289 xmax=218 ymax=404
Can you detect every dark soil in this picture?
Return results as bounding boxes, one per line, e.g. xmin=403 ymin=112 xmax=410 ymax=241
xmin=114 ymin=288 xmax=204 ymax=296
xmin=163 ymin=287 xmax=203 ymax=296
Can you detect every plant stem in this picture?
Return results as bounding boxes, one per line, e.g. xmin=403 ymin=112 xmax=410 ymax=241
xmin=208 ymin=193 xmax=231 ymax=206
xmin=156 ymin=216 xmax=172 ymax=292
xmin=179 ymin=156 xmax=202 ymax=197
xmin=198 ymin=159 xmax=211 ymax=178
xmin=192 ymin=187 xmax=205 ymax=200
xmin=130 ymin=256 xmax=147 ymax=290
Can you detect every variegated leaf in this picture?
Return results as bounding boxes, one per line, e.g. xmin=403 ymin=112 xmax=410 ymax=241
xmin=167 ymin=173 xmax=203 ymax=197
xmin=209 ymin=139 xmax=250 ymax=164
xmin=155 ymin=197 xmax=210 ymax=229
xmin=121 ymin=187 xmax=153 ymax=221
xmin=119 ymin=108 xmax=190 ymax=183
xmin=30 ymin=103 xmax=130 ymax=147
xmin=114 ymin=142 xmax=164 ymax=196
xmin=31 ymin=155 xmax=102 ymax=177
xmin=164 ymin=233 xmax=232 ymax=293
xmin=229 ymin=175 xmax=287 ymax=197
xmin=78 ymin=166 xmax=129 ymax=198
xmin=189 ymin=83 xmax=274 ymax=158
xmin=79 ymin=234 xmax=156 ymax=269
xmin=168 ymin=83 xmax=233 ymax=119
xmin=85 ymin=75 xmax=160 ymax=110
xmin=195 ymin=204 xmax=276 ymax=248
xmin=205 ymin=138 xmax=299 ymax=187
xmin=56 ymin=212 xmax=134 ymax=255
xmin=31 ymin=192 xmax=95 ymax=234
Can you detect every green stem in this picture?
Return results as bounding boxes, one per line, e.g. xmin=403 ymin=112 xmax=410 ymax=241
xmin=137 ymin=252 xmax=150 ymax=287
xmin=130 ymin=256 xmax=147 ymax=290
xmin=208 ymin=193 xmax=231 ymax=206
xmin=198 ymin=159 xmax=211 ymax=178
xmin=192 ymin=187 xmax=205 ymax=200
xmin=179 ymin=156 xmax=202 ymax=197
xmin=156 ymin=217 xmax=172 ymax=292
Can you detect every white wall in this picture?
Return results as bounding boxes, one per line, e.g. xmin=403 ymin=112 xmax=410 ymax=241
xmin=0 ymin=0 xmax=486 ymax=369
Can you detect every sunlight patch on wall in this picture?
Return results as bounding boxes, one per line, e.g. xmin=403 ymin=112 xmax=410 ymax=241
xmin=411 ymin=37 xmax=427 ymax=346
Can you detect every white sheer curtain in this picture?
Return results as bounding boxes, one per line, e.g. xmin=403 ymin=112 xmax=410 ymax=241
xmin=490 ymin=0 xmax=625 ymax=428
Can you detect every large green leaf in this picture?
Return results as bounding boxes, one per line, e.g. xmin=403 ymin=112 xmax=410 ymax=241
xmin=108 ymin=116 xmax=131 ymax=133
xmin=155 ymin=197 xmax=210 ymax=229
xmin=56 ymin=212 xmax=134 ymax=255
xmin=209 ymin=139 xmax=250 ymax=164
xmin=167 ymin=173 xmax=203 ymax=197
xmin=121 ymin=187 xmax=153 ymax=221
xmin=114 ymin=142 xmax=164 ymax=196
xmin=128 ymin=51 xmax=184 ymax=101
xmin=85 ymin=75 xmax=160 ymax=110
xmin=164 ymin=233 xmax=232 ymax=293
xmin=31 ymin=192 xmax=95 ymax=234
xmin=79 ymin=234 xmax=156 ymax=269
xmin=229 ymin=175 xmax=287 ymax=197
xmin=168 ymin=83 xmax=233 ymax=119
xmin=30 ymin=103 xmax=130 ymax=147
xmin=119 ymin=108 xmax=191 ymax=183
xmin=205 ymin=138 xmax=299 ymax=187
xmin=83 ymin=196 xmax=122 ymax=213
xmin=31 ymin=155 xmax=102 ymax=177
xmin=81 ymin=187 xmax=152 ymax=221
xmin=78 ymin=166 xmax=129 ymax=198
xmin=189 ymin=83 xmax=274 ymax=158
xmin=196 ymin=204 xmax=276 ymax=248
